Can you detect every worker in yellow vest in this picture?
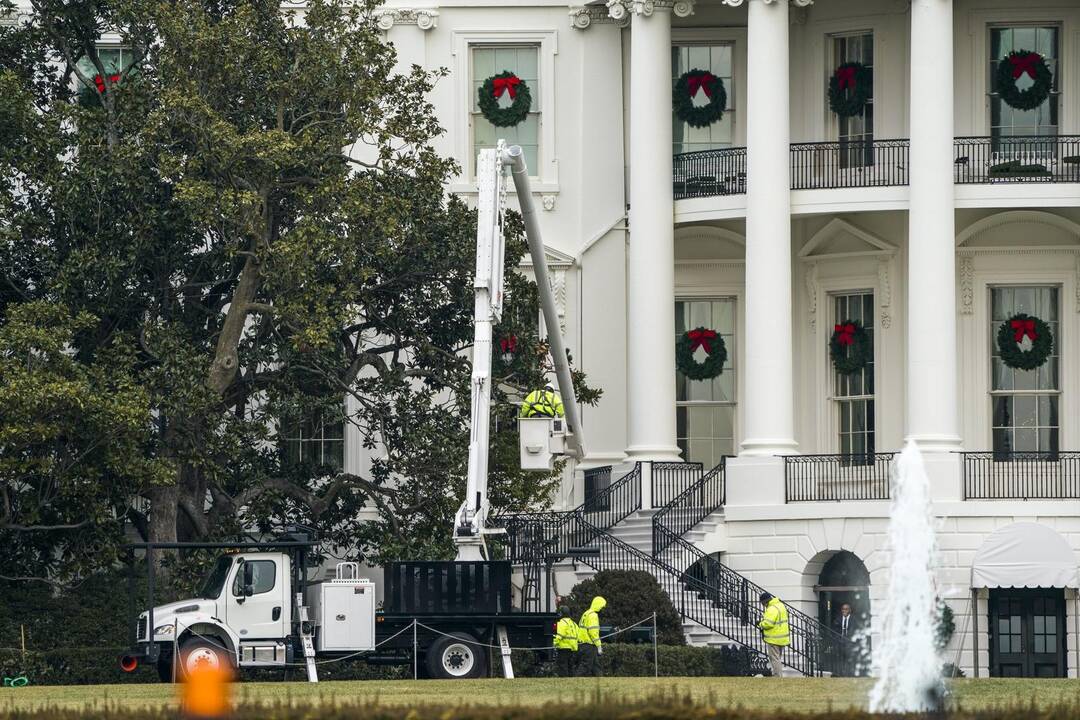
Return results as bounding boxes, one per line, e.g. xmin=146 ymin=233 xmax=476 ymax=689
xmin=576 ymin=595 xmax=606 ymax=676
xmin=758 ymin=592 xmax=790 ymax=678
xmin=519 ymin=382 xmax=564 ymax=418
xmin=552 ymin=606 xmax=579 ymax=676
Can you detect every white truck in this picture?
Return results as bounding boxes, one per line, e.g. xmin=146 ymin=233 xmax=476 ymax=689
xmin=120 ymin=143 xmax=584 ymax=682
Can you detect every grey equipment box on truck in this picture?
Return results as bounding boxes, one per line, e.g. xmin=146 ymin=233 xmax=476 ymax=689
xmin=307 ymin=562 xmax=376 ymax=652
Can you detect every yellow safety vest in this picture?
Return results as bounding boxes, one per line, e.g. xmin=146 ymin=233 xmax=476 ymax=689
xmin=520 ymin=389 xmax=565 ymax=418
xmin=577 ymin=596 xmax=606 ymax=647
xmin=553 ymin=617 xmax=579 ymax=651
xmin=758 ymin=597 xmax=791 ymax=647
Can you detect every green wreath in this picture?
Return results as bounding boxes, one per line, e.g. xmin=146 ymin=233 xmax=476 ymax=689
xmin=827 ymin=62 xmax=872 ymax=118
xmin=673 ymin=69 xmax=727 ymax=128
xmin=477 ymin=71 xmax=532 ymax=128
xmin=996 ymin=313 xmax=1053 ymax=371
xmin=995 ymin=51 xmax=1053 ymax=111
xmin=829 ymin=320 xmax=872 ymax=376
xmin=676 ymin=327 xmax=727 ymax=381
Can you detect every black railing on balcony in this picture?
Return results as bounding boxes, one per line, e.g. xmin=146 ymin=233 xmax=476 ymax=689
xmin=784 ymin=453 xmax=895 ymax=503
xmin=673 ymin=147 xmax=747 ymax=200
xmin=653 ymin=458 xmax=726 ymax=555
xmin=790 ymin=139 xmax=910 ymax=190
xmin=962 ymin=451 xmax=1080 ymax=500
xmin=583 ymin=465 xmax=612 ymax=512
xmin=955 ymin=135 xmax=1080 ymax=184
xmin=651 ymin=461 xmax=703 ymax=507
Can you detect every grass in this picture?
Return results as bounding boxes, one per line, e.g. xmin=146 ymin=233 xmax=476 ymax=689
xmin=2 ymin=677 xmax=1080 ymax=716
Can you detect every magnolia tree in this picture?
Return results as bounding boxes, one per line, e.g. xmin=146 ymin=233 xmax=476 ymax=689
xmin=0 ymin=0 xmax=598 ymax=585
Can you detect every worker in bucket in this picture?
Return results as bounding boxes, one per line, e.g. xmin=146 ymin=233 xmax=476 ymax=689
xmin=519 ymin=381 xmax=564 ymax=418
xmin=576 ymin=595 xmax=606 ymax=676
xmin=552 ymin=605 xmax=579 ymax=676
xmin=758 ymin=591 xmax=790 ymax=678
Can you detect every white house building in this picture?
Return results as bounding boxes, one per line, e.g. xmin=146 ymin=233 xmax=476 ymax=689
xmin=363 ymin=0 xmax=1080 ymax=679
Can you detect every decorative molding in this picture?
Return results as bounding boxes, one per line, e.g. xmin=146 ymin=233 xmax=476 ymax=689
xmin=607 ymin=0 xmax=695 ymax=19
xmin=805 ymin=261 xmax=820 ymax=331
xmin=541 ymin=194 xmax=556 ymax=211
xmin=956 ymin=210 xmax=1080 ymax=248
xmin=374 ymin=7 xmax=439 ymax=31
xmin=721 ymin=0 xmax=813 ymax=6
xmin=877 ymin=257 xmax=892 ymax=328
xmin=569 ymin=5 xmax=630 ymax=28
xmin=958 ymin=255 xmax=974 ymax=315
xmin=550 ymin=270 xmax=567 ymax=334
xmin=799 ymin=217 xmax=897 ymax=260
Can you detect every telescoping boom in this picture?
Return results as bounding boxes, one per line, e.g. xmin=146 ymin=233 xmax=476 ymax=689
xmin=453 ymin=142 xmax=585 ymax=561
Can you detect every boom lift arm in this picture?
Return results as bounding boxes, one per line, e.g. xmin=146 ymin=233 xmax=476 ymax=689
xmin=453 ymin=142 xmax=586 ymax=561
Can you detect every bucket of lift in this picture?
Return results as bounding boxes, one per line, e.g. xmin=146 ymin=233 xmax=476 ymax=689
xmin=518 ymin=417 xmax=571 ymax=471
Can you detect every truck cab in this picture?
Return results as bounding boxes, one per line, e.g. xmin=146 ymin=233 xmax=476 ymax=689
xmin=136 ymin=551 xmax=294 ymax=679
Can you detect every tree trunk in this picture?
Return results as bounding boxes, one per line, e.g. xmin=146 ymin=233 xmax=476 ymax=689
xmin=147 ymin=483 xmax=179 ymax=576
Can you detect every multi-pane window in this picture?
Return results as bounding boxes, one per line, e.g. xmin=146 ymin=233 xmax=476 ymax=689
xmin=472 ymin=46 xmax=540 ymax=174
xmin=75 ymin=47 xmax=133 ymax=90
xmin=675 ymin=299 xmax=736 ymax=468
xmin=671 ymin=44 xmax=735 ymax=155
xmin=831 ymin=33 xmax=873 ymax=168
xmin=282 ymin=406 xmax=345 ymax=471
xmin=989 ymin=26 xmax=1059 ymax=139
xmin=990 ymin=287 xmax=1059 ymax=455
xmin=832 ymin=293 xmax=874 ymax=457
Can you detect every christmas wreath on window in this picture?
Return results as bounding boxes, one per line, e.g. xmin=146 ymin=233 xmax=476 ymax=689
xmin=996 ymin=312 xmax=1053 ymax=370
xmin=995 ymin=50 xmax=1053 ymax=111
xmin=478 ymin=71 xmax=532 ymax=128
xmin=676 ymin=327 xmax=727 ymax=381
xmin=77 ymin=73 xmax=121 ymax=107
xmin=827 ymin=61 xmax=872 ymax=118
xmin=673 ymin=69 xmax=727 ymax=128
xmin=829 ymin=320 xmax=871 ymax=376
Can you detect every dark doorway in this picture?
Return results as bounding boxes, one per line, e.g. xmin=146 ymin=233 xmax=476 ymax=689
xmin=989 ymin=588 xmax=1066 ymax=678
xmin=816 ymin=551 xmax=871 ymax=675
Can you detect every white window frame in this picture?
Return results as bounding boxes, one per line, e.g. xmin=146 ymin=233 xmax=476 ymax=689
xmin=451 ymin=29 xmax=558 ymax=193
xmin=827 ymin=30 xmax=874 ymax=147
xmin=829 ymin=289 xmax=876 ymax=456
xmin=671 ymin=27 xmax=746 ymax=148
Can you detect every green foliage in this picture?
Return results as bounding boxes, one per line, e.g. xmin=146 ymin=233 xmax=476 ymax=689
xmin=565 ymin=570 xmax=685 ymax=646
xmin=0 ymin=0 xmax=598 ymax=583
xmin=936 ymin=603 xmax=956 ymax=650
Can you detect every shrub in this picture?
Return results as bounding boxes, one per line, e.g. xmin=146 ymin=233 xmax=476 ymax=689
xmin=510 ymin=643 xmax=762 ymax=678
xmin=564 ymin=570 xmax=685 ymax=645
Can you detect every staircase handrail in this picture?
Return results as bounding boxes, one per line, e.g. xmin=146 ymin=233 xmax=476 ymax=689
xmin=652 ymin=457 xmax=727 ymax=554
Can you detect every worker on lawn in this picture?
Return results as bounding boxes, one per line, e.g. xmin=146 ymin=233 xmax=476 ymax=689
xmin=520 ymin=381 xmax=564 ymax=418
xmin=552 ymin=606 xmax=579 ymax=676
xmin=758 ymin=592 xmax=790 ymax=678
xmin=576 ymin=595 xmax=606 ymax=676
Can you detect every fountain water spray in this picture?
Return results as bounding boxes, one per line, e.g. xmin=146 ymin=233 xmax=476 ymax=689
xmin=868 ymin=441 xmax=944 ymax=713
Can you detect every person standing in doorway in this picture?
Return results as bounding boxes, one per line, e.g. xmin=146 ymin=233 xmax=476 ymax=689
xmin=758 ymin=592 xmax=790 ymax=678
xmin=552 ymin=606 xmax=579 ymax=677
xmin=834 ymin=602 xmax=858 ymax=639
xmin=831 ymin=602 xmax=859 ymax=676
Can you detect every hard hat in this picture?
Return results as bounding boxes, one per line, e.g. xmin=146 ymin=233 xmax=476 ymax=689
xmin=544 ymin=381 xmax=555 ymax=391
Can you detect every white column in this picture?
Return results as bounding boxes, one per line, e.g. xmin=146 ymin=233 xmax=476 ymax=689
xmin=739 ymin=0 xmax=797 ymax=456
xmin=906 ymin=0 xmax=961 ymax=451
xmin=618 ymin=1 xmax=683 ymax=461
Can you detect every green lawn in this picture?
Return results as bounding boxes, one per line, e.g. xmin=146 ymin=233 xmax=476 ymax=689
xmin=2 ymin=677 xmax=1080 ymax=716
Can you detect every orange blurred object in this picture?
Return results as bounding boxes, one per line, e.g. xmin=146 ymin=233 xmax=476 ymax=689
xmin=179 ymin=663 xmax=233 ymax=719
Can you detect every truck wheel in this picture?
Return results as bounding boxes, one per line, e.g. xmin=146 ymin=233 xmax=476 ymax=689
xmin=425 ymin=633 xmax=486 ymax=679
xmin=179 ymin=636 xmax=233 ymax=678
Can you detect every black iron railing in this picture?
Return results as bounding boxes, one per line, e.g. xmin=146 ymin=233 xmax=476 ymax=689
xmin=673 ymin=147 xmax=747 ymax=200
xmin=790 ymin=139 xmax=909 ymax=190
xmin=784 ymin=453 xmax=895 ymax=503
xmin=652 ymin=458 xmax=726 ymax=555
xmin=962 ymin=451 xmax=1080 ymax=500
xmin=583 ymin=465 xmax=613 ymax=511
xmin=651 ymin=461 xmax=703 ymax=508
xmin=954 ymin=135 xmax=1080 ymax=184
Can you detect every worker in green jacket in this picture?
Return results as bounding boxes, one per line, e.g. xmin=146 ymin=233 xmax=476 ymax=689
xmin=576 ymin=595 xmax=606 ymax=676
xmin=758 ymin=592 xmax=790 ymax=678
xmin=552 ymin=606 xmax=579 ymax=677
xmin=520 ymin=382 xmax=564 ymax=418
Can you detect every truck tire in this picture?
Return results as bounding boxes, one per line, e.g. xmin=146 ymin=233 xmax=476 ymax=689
xmin=425 ymin=632 xmax=486 ymax=679
xmin=179 ymin=635 xmax=233 ymax=678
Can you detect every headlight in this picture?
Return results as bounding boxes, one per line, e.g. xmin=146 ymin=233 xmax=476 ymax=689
xmin=154 ymin=624 xmax=176 ymax=636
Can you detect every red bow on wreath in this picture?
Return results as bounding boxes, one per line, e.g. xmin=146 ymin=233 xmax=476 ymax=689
xmin=499 ymin=335 xmax=518 ymax=354
xmin=835 ymin=66 xmax=857 ymax=90
xmin=834 ymin=323 xmax=856 ymax=346
xmin=93 ymin=74 xmax=121 ymax=93
xmin=687 ymin=72 xmax=718 ymax=99
xmin=687 ymin=328 xmax=718 ymax=354
xmin=1010 ymin=318 xmax=1037 ymax=343
xmin=492 ymin=75 xmax=521 ymax=100
xmin=1008 ymin=52 xmax=1043 ymax=80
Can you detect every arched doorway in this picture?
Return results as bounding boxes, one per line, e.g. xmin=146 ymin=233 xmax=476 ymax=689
xmin=816 ymin=551 xmax=871 ymax=639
